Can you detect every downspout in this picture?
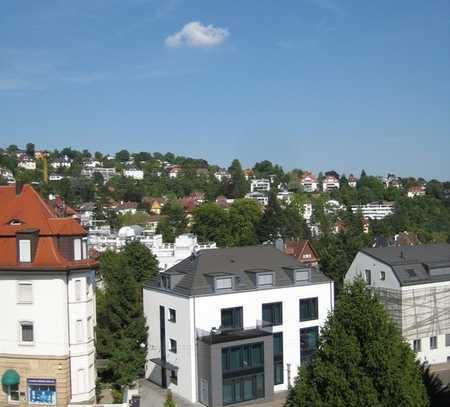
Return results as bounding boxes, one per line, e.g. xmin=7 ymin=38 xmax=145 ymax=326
xmin=193 ymin=295 xmax=198 ymax=403
xmin=66 ymin=271 xmax=73 ymax=403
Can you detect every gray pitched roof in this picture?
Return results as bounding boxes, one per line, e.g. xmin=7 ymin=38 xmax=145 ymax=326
xmin=146 ymin=245 xmax=331 ymax=296
xmin=361 ymin=244 xmax=450 ymax=286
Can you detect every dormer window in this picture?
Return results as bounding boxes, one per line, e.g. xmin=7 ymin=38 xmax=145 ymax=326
xmin=295 ymin=269 xmax=310 ymax=283
xmin=257 ymin=272 xmax=273 ymax=287
xmin=19 ymin=239 xmax=31 ymax=263
xmin=215 ymin=277 xmax=233 ymax=291
xmin=161 ymin=275 xmax=171 ymax=289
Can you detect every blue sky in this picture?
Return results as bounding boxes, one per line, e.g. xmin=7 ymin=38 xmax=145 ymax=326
xmin=1 ymin=0 xmax=449 ymax=180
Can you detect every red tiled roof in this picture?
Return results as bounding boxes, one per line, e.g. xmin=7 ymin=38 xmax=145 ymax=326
xmin=0 ymin=184 xmax=96 ymax=270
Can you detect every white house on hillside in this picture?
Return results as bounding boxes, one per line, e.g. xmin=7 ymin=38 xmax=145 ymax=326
xmin=143 ymin=246 xmax=334 ymax=406
xmin=345 ymin=244 xmax=450 ymax=365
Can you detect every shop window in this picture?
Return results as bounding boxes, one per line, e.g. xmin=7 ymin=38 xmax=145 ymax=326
xmin=27 ymin=379 xmax=56 ymax=405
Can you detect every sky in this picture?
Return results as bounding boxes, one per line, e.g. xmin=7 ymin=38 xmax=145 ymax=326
xmin=1 ymin=0 xmax=449 ymax=180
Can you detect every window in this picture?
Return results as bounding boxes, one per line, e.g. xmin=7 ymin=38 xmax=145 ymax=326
xmin=295 ymin=269 xmax=310 ymax=283
xmin=76 ymin=319 xmax=83 ymax=343
xmin=82 ymin=238 xmax=88 ymax=260
xmin=262 ymin=302 xmax=282 ymax=326
xmin=222 ymin=343 xmax=264 ymax=372
xmin=380 ymin=271 xmax=386 ymax=281
xmin=257 ymin=273 xmax=273 ymax=287
xmin=430 ymin=336 xmax=438 ymax=350
xmin=300 ymin=326 xmax=319 ymax=364
xmin=87 ymin=317 xmax=92 ymax=340
xmin=27 ymin=381 xmax=56 ymax=405
xmin=20 ymin=321 xmax=34 ymax=343
xmin=86 ymin=276 xmax=91 ymax=297
xmin=75 ymin=279 xmax=82 ymax=301
xmin=161 ymin=275 xmax=171 ymax=289
xmin=221 ymin=307 xmax=243 ymax=330
xmin=169 ymin=339 xmax=177 ymax=353
xmin=170 ymin=369 xmax=178 ymax=385
xmin=446 ymin=334 xmax=450 ymax=347
xmin=168 ymin=308 xmax=176 ymax=322
xmin=17 ymin=282 xmax=33 ymax=303
xmin=216 ymin=277 xmax=233 ymax=291
xmin=7 ymin=384 xmax=19 ymax=402
xmin=19 ymin=239 xmax=31 ymax=262
xmin=413 ymin=339 xmax=421 ymax=352
xmin=407 ymin=269 xmax=417 ymax=278
xmin=273 ymin=332 xmax=284 ymax=385
xmin=223 ymin=373 xmax=264 ymax=405
xmin=364 ymin=269 xmax=371 ymax=285
xmin=74 ymin=238 xmax=82 ymax=260
xmin=300 ymin=297 xmax=318 ymax=321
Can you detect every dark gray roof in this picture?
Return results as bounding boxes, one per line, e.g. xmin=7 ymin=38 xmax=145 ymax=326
xmin=146 ymin=245 xmax=331 ymax=296
xmin=361 ymin=244 xmax=450 ymax=286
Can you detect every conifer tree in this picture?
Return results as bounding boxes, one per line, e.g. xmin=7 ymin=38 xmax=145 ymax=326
xmin=286 ymin=279 xmax=429 ymax=407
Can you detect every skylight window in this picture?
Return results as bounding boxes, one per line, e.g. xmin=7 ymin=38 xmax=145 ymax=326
xmin=407 ymin=269 xmax=417 ymax=277
xmin=8 ymin=219 xmax=23 ymax=226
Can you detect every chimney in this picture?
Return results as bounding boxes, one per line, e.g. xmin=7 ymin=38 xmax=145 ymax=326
xmin=16 ymin=181 xmax=24 ymax=195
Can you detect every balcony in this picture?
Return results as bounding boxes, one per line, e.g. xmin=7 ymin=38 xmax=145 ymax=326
xmin=197 ymin=321 xmax=273 ymax=345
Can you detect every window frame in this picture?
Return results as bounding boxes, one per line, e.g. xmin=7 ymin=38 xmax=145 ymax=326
xmin=168 ymin=308 xmax=177 ymax=323
xmin=74 ymin=238 xmax=82 ymax=261
xmin=299 ymin=297 xmax=319 ymax=322
xmin=379 ymin=271 xmax=386 ymax=281
xmin=76 ymin=319 xmax=84 ymax=343
xmin=364 ymin=269 xmax=371 ymax=285
xmin=413 ymin=339 xmax=421 ymax=352
xmin=19 ymin=320 xmax=34 ymax=345
xmin=19 ymin=239 xmax=32 ymax=263
xmin=215 ymin=276 xmax=233 ymax=291
xmin=169 ymin=339 xmax=177 ymax=354
xmin=75 ymin=279 xmax=82 ymax=301
xmin=430 ymin=336 xmax=438 ymax=350
xmin=446 ymin=334 xmax=450 ymax=347
xmin=262 ymin=302 xmax=283 ymax=326
xmin=7 ymin=384 xmax=20 ymax=403
xmin=17 ymin=281 xmax=33 ymax=304
xmin=221 ymin=307 xmax=243 ymax=330
xmin=256 ymin=272 xmax=274 ymax=288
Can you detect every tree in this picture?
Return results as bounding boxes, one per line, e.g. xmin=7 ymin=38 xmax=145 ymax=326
xmin=228 ymin=198 xmax=262 ymax=245
xmin=192 ymin=203 xmax=231 ymax=246
xmin=96 ymin=250 xmax=148 ymax=393
xmin=227 ymin=159 xmax=249 ymax=198
xmin=257 ymin=191 xmax=284 ymax=243
xmin=115 ymin=149 xmax=130 ymax=162
xmin=160 ymin=200 xmax=188 ymax=239
xmin=286 ymin=279 xmax=429 ymax=407
xmin=164 ymin=390 xmax=177 ymax=407
xmin=122 ymin=241 xmax=158 ymax=285
xmin=26 ymin=142 xmax=35 ymax=157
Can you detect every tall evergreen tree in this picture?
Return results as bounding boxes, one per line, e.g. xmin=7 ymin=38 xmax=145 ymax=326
xmin=286 ymin=280 xmax=429 ymax=407
xmin=228 ymin=159 xmax=249 ymax=198
xmin=257 ymin=191 xmax=284 ymax=242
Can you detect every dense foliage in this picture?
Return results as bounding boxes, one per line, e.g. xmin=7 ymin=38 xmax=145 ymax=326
xmin=286 ymin=279 xmax=429 ymax=407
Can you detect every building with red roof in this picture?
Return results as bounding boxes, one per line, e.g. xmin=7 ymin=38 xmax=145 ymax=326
xmin=0 ymin=184 xmax=97 ymax=405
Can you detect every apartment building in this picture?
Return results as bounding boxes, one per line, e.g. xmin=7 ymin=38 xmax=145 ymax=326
xmin=299 ymin=172 xmax=318 ymax=193
xmin=0 ymin=184 xmax=97 ymax=406
xmin=250 ymin=179 xmax=271 ymax=193
xmin=345 ymin=244 xmax=450 ymax=365
xmin=143 ymin=246 xmax=334 ymax=406
xmin=351 ymin=200 xmax=394 ymax=220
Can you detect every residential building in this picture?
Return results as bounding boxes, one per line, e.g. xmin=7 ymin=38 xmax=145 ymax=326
xmin=88 ymin=231 xmax=216 ymax=271
xmin=17 ymin=159 xmax=36 ymax=171
xmin=123 ymin=167 xmax=144 ymax=180
xmin=276 ymin=190 xmax=292 ymax=204
xmin=250 ymin=179 xmax=271 ymax=193
xmin=243 ymin=169 xmax=253 ymax=181
xmin=214 ymin=169 xmax=230 ymax=182
xmin=168 ymin=165 xmax=183 ymax=178
xmin=407 ymin=185 xmax=426 ymax=198
xmin=76 ymin=202 xmax=97 ymax=228
xmin=0 ymin=167 xmax=15 ymax=183
xmin=351 ymin=201 xmax=394 ymax=220
xmin=245 ymin=192 xmax=269 ymax=206
xmin=300 ymin=172 xmax=318 ymax=193
xmin=345 ymin=244 xmax=450 ymax=365
xmin=143 ymin=246 xmax=334 ymax=406
xmin=0 ymin=184 xmax=97 ymax=405
xmin=348 ymin=174 xmax=358 ymax=188
xmin=302 ymin=202 xmax=313 ymax=223
xmin=143 ymin=197 xmax=165 ymax=215
xmin=81 ymin=166 xmax=117 ymax=182
xmin=322 ymin=175 xmax=340 ymax=192
xmin=280 ymin=240 xmax=320 ymax=267
xmin=50 ymin=156 xmax=72 ymax=169
xmin=110 ymin=201 xmax=138 ymax=215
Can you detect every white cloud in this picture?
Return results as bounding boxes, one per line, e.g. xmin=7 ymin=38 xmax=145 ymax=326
xmin=165 ymin=21 xmax=229 ymax=48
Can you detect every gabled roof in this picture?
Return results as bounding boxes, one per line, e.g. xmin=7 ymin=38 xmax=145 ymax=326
xmin=360 ymin=244 xmax=450 ymax=286
xmin=146 ymin=245 xmax=330 ymax=296
xmin=283 ymin=240 xmax=320 ymax=262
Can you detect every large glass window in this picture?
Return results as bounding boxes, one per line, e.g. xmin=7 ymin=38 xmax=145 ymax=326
xmin=222 ymin=343 xmax=264 ymax=372
xmin=223 ymin=374 xmax=264 ymax=405
xmin=300 ymin=326 xmax=319 ymax=364
xmin=273 ymin=332 xmax=284 ymax=385
xmin=262 ymin=302 xmax=282 ymax=326
xmin=299 ymin=297 xmax=318 ymax=321
xmin=221 ymin=307 xmax=243 ymax=330
xmin=27 ymin=380 xmax=56 ymax=405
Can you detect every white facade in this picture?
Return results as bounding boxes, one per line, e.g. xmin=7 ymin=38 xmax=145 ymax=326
xmin=88 ymin=232 xmax=216 ymax=271
xmin=18 ymin=160 xmax=36 ymax=171
xmin=245 ymin=192 xmax=269 ymax=206
xmin=123 ymin=168 xmax=144 ymax=180
xmin=322 ymin=176 xmax=340 ymax=192
xmin=0 ymin=269 xmax=96 ymax=403
xmin=50 ymin=156 xmax=72 ymax=169
xmin=302 ymin=202 xmax=313 ymax=222
xmin=49 ymin=174 xmax=64 ymax=181
xmin=345 ymin=251 xmax=450 ymax=365
xmin=300 ymin=175 xmax=318 ymax=193
xmin=351 ymin=201 xmax=394 ymax=220
xmin=250 ymin=179 xmax=271 ymax=193
xmin=144 ymin=280 xmax=334 ymax=403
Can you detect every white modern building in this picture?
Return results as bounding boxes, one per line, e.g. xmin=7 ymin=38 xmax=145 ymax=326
xmin=345 ymin=244 xmax=450 ymax=365
xmin=18 ymin=159 xmax=36 ymax=171
xmin=143 ymin=246 xmax=334 ymax=406
xmin=88 ymin=230 xmax=216 ymax=271
xmin=250 ymin=179 xmax=271 ymax=193
xmin=123 ymin=168 xmax=144 ymax=180
xmin=351 ymin=201 xmax=394 ymax=220
xmin=244 ymin=192 xmax=269 ymax=207
xmin=0 ymin=184 xmax=97 ymax=406
xmin=50 ymin=156 xmax=72 ymax=169
xmin=322 ymin=175 xmax=340 ymax=192
xmin=81 ymin=166 xmax=117 ymax=182
xmin=300 ymin=173 xmax=318 ymax=193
